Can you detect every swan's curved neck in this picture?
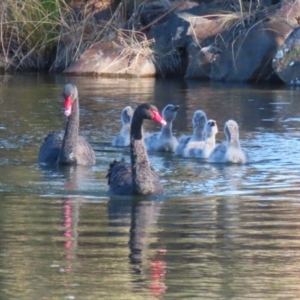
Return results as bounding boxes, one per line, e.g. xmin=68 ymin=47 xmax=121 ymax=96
xmin=59 ymin=98 xmax=79 ymax=164
xmin=130 ymin=117 xmax=152 ymax=193
xmin=160 ymin=121 xmax=172 ymax=138
xmin=228 ymin=132 xmax=240 ymax=148
xmin=192 ymin=127 xmax=204 ymax=141
xmin=231 ymin=138 xmax=240 ymax=148
xmin=205 ymin=133 xmax=216 ymax=146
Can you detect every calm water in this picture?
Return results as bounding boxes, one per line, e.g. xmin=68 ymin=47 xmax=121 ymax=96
xmin=0 ymin=74 xmax=300 ymax=299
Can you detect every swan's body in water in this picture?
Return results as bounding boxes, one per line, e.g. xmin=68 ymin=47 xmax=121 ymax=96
xmin=192 ymin=120 xmax=218 ymax=158
xmin=112 ymin=106 xmax=133 ymax=147
xmin=145 ymin=104 xmax=179 ymax=152
xmin=209 ymin=119 xmax=249 ymax=164
xmin=106 ymin=103 xmax=166 ymax=195
xmin=175 ymin=110 xmax=207 ymax=157
xmin=38 ymin=84 xmax=96 ymax=166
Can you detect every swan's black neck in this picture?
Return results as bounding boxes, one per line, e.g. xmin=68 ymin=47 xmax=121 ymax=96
xmin=130 ymin=115 xmax=152 ymax=194
xmin=59 ymin=98 xmax=79 ymax=165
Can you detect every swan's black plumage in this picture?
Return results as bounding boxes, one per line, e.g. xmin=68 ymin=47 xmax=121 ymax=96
xmin=107 ymin=103 xmax=166 ymax=195
xmin=38 ymin=84 xmax=95 ymax=166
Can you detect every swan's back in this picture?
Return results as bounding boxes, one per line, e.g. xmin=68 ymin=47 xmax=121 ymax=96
xmin=209 ymin=120 xmax=249 ymax=164
xmin=209 ymin=142 xmax=228 ymax=163
xmin=146 ymin=132 xmax=178 ymax=152
xmin=175 ymin=135 xmax=190 ymax=155
xmin=107 ymin=159 xmax=133 ymax=195
xmin=107 ymin=158 xmax=163 ymax=195
xmin=38 ymin=132 xmax=63 ymax=164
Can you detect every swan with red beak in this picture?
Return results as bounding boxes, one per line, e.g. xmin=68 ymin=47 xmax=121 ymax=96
xmin=107 ymin=103 xmax=166 ymax=195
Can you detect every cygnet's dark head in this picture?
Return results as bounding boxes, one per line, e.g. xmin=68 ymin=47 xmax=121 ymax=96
xmin=224 ymin=120 xmax=239 ymax=143
xmin=162 ymin=104 xmax=179 ymax=123
xmin=62 ymin=83 xmax=78 ymax=117
xmin=205 ymin=119 xmax=218 ymax=138
xmin=121 ymin=106 xmax=133 ymax=125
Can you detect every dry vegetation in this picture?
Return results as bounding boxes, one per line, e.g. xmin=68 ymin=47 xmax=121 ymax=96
xmin=0 ymin=0 xmax=280 ymax=73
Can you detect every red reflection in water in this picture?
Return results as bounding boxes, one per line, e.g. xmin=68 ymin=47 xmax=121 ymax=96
xmin=64 ymin=198 xmax=73 ymax=263
xmin=150 ymin=249 xmax=167 ymax=298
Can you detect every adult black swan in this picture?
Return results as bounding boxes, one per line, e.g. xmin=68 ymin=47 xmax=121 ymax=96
xmin=106 ymin=103 xmax=166 ymax=195
xmin=38 ymin=84 xmax=96 ymax=166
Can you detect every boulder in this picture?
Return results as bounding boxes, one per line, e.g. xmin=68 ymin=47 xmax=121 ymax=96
xmin=209 ymin=18 xmax=292 ymax=82
xmin=185 ymin=43 xmax=222 ymax=79
xmin=184 ymin=16 xmax=225 ymax=78
xmin=272 ymin=26 xmax=300 ymax=84
xmin=63 ymin=41 xmax=156 ymax=77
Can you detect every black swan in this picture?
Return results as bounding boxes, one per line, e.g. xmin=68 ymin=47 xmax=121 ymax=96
xmin=38 ymin=83 xmax=96 ymax=166
xmin=112 ymin=106 xmax=133 ymax=147
xmin=209 ymin=119 xmax=249 ymax=164
xmin=145 ymin=104 xmax=179 ymax=152
xmin=106 ymin=103 xmax=166 ymax=195
xmin=175 ymin=110 xmax=207 ymax=156
xmin=192 ymin=119 xmax=218 ymax=158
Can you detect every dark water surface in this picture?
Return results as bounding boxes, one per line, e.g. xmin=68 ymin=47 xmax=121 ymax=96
xmin=0 ymin=74 xmax=300 ymax=299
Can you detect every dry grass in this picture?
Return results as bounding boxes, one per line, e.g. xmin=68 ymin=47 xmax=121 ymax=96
xmin=0 ymin=0 xmax=63 ymax=71
xmin=0 ymin=0 xmax=279 ymax=73
xmin=0 ymin=0 xmax=122 ymax=72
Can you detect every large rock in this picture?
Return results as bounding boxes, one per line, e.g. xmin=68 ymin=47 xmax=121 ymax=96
xmin=63 ymin=41 xmax=156 ymax=77
xmin=185 ymin=43 xmax=222 ymax=79
xmin=272 ymin=27 xmax=300 ymax=84
xmin=146 ymin=4 xmax=211 ymax=76
xmin=184 ymin=16 xmax=225 ymax=78
xmin=63 ymin=0 xmax=300 ymax=81
xmin=147 ymin=3 xmax=293 ymax=81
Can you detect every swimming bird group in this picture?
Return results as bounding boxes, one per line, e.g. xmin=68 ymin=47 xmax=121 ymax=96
xmin=38 ymin=84 xmax=250 ymax=196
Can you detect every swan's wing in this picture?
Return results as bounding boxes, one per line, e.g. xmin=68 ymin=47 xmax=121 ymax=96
xmin=175 ymin=135 xmax=191 ymax=155
xmin=226 ymin=146 xmax=249 ymax=164
xmin=183 ymin=141 xmax=205 ymax=157
xmin=112 ymin=126 xmax=130 ymax=147
xmin=75 ymin=135 xmax=96 ymax=165
xmin=149 ymin=169 xmax=164 ymax=194
xmin=106 ymin=158 xmax=133 ymax=195
xmin=38 ymin=132 xmax=63 ymax=164
xmin=145 ymin=132 xmax=160 ymax=151
xmin=112 ymin=133 xmax=130 ymax=147
xmin=166 ymin=136 xmax=179 ymax=152
xmin=209 ymin=142 xmax=227 ymax=163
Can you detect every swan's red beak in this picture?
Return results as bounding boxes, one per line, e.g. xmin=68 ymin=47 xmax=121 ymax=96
xmin=64 ymin=96 xmax=73 ymax=117
xmin=152 ymin=110 xmax=167 ymax=126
